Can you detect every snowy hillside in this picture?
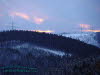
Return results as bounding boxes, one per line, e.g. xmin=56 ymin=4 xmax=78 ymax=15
xmin=0 ymin=30 xmax=99 ymax=57
xmin=61 ymin=32 xmax=100 ymax=48
xmin=0 ymin=30 xmax=100 ymax=75
xmin=0 ymin=41 xmax=72 ymax=58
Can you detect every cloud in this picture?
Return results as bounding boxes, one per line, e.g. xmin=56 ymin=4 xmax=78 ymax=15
xmin=82 ymin=30 xmax=100 ymax=32
xmin=79 ymin=24 xmax=90 ymax=29
xmin=11 ymin=12 xmax=30 ymax=20
xmin=33 ymin=17 xmax=45 ymax=24
xmin=10 ymin=11 xmax=48 ymax=25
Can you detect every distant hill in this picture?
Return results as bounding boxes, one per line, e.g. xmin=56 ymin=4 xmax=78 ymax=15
xmin=61 ymin=32 xmax=100 ymax=48
xmin=0 ymin=30 xmax=100 ymax=75
xmin=0 ymin=30 xmax=100 ymax=57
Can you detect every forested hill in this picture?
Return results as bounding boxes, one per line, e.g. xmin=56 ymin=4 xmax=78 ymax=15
xmin=0 ymin=30 xmax=100 ymax=57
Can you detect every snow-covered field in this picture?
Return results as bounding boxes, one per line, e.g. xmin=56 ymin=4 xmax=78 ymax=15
xmin=61 ymin=32 xmax=100 ymax=48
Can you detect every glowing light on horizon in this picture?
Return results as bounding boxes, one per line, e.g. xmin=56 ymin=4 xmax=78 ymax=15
xmin=11 ymin=12 xmax=30 ymax=20
xmin=33 ymin=17 xmax=45 ymax=24
xmin=82 ymin=30 xmax=100 ymax=32
xmin=32 ymin=30 xmax=54 ymax=33
xmin=80 ymin=24 xmax=90 ymax=29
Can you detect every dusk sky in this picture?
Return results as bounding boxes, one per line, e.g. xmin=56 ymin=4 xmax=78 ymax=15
xmin=0 ymin=0 xmax=100 ymax=33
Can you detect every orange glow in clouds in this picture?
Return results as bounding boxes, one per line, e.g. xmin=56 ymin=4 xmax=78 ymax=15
xmin=32 ymin=30 xmax=54 ymax=33
xmin=11 ymin=12 xmax=30 ymax=20
xmin=10 ymin=11 xmax=48 ymax=25
xmin=10 ymin=12 xmax=48 ymax=24
xmin=82 ymin=30 xmax=100 ymax=32
xmin=33 ymin=17 xmax=45 ymax=24
xmin=80 ymin=24 xmax=90 ymax=29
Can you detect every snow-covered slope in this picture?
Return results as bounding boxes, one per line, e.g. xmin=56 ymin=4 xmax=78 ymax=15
xmin=0 ymin=41 xmax=72 ymax=57
xmin=61 ymin=32 xmax=100 ymax=48
xmin=12 ymin=43 xmax=72 ymax=57
xmin=0 ymin=41 xmax=73 ymax=66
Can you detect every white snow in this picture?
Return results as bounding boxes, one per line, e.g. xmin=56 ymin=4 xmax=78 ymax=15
xmin=12 ymin=43 xmax=72 ymax=57
xmin=34 ymin=46 xmax=66 ymax=57
xmin=61 ymin=32 xmax=100 ymax=48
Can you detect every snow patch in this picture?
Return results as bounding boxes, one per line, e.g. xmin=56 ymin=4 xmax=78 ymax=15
xmin=61 ymin=32 xmax=99 ymax=48
xmin=12 ymin=43 xmax=72 ymax=57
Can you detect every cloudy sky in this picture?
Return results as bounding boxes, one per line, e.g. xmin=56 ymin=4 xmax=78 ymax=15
xmin=0 ymin=0 xmax=100 ymax=33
